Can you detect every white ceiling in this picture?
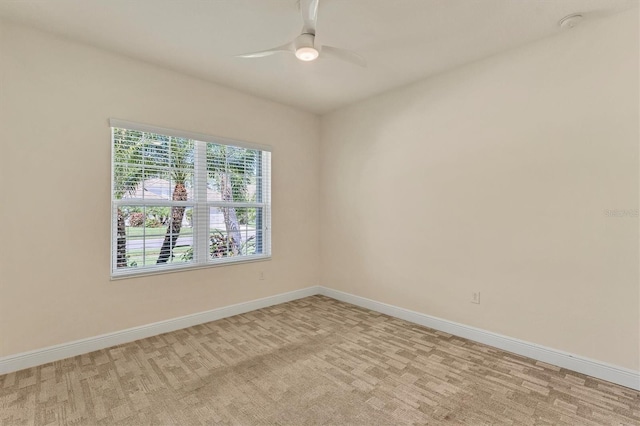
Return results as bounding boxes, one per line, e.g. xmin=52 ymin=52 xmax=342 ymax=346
xmin=0 ymin=0 xmax=636 ymax=114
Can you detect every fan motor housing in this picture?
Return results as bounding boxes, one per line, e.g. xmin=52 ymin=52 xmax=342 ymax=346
xmin=295 ymin=33 xmax=316 ymax=49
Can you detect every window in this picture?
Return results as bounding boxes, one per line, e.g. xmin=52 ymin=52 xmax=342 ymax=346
xmin=110 ymin=120 xmax=271 ymax=278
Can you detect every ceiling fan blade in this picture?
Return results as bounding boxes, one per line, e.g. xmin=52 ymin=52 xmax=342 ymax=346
xmin=321 ymin=46 xmax=366 ymax=67
xmin=299 ymin=0 xmax=319 ymax=34
xmin=236 ymin=42 xmax=294 ymax=58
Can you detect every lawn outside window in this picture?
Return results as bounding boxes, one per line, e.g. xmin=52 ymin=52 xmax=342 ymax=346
xmin=110 ymin=119 xmax=271 ymax=278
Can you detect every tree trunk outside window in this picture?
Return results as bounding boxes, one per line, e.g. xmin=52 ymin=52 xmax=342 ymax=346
xmin=220 ymin=173 xmax=243 ymax=255
xmin=156 ymin=182 xmax=188 ymax=264
xmin=116 ymin=208 xmax=127 ymax=267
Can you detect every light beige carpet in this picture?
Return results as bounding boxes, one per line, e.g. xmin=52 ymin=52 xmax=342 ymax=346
xmin=1 ymin=295 xmax=639 ymax=425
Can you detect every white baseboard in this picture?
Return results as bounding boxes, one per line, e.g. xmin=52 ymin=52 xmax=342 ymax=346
xmin=0 ymin=286 xmax=320 ymax=375
xmin=2 ymin=284 xmax=638 ymax=392
xmin=318 ymin=287 xmax=640 ymax=391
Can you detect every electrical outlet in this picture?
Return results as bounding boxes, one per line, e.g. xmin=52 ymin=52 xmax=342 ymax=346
xmin=471 ymin=292 xmax=480 ymax=304
xmin=259 ymin=272 xmax=265 ymax=280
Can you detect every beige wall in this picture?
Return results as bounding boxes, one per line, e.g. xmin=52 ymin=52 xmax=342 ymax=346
xmin=1 ymin=9 xmax=638 ymax=374
xmin=0 ymin=20 xmax=320 ymax=357
xmin=320 ymin=10 xmax=639 ymax=370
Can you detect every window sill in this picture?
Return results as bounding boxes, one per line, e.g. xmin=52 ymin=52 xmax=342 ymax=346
xmin=110 ymin=255 xmax=272 ymax=281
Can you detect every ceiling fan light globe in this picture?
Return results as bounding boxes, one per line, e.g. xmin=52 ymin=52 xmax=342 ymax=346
xmin=295 ymin=47 xmax=319 ymax=61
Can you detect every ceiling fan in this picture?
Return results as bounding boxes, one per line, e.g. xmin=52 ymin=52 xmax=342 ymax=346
xmin=236 ymin=0 xmax=366 ymax=67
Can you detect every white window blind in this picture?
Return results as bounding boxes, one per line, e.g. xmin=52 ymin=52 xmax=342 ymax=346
xmin=110 ymin=120 xmax=271 ymax=278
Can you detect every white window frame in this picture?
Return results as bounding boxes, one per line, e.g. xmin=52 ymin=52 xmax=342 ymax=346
xmin=110 ymin=119 xmax=271 ymax=279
